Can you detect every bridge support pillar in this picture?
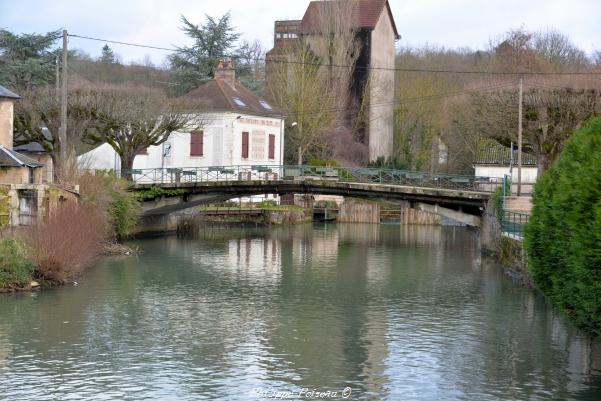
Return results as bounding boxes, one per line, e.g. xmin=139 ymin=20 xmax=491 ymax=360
xmin=480 ymin=199 xmax=502 ymax=255
xmin=415 ymin=203 xmax=481 ymax=227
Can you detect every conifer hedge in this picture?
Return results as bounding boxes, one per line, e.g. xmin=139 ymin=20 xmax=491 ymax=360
xmin=525 ymin=117 xmax=601 ymax=335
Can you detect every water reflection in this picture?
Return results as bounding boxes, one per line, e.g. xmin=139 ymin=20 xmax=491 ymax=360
xmin=0 ymin=224 xmax=600 ymax=400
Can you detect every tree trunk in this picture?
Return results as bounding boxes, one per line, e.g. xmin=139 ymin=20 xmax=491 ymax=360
xmin=537 ymin=153 xmax=551 ymax=176
xmin=120 ymin=155 xmax=134 ymax=181
xmin=297 ymin=146 xmax=303 ymax=165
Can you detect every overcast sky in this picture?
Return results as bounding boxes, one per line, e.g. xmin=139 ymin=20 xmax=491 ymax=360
xmin=1 ymin=0 xmax=600 ymax=66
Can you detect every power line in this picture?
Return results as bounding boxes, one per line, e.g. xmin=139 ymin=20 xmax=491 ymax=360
xmin=68 ymin=32 xmax=601 ymax=76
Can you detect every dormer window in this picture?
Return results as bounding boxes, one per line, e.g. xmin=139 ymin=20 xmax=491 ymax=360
xmin=259 ymin=100 xmax=273 ymax=110
xmin=233 ymin=97 xmax=247 ymax=107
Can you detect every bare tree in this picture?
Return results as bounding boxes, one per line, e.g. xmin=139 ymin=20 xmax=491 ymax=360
xmin=461 ymin=88 xmax=601 ymax=173
xmin=92 ymin=87 xmax=199 ymax=179
xmin=13 ymin=85 xmax=102 ymax=181
xmin=266 ymin=0 xmax=366 ymax=164
xmin=268 ymin=40 xmax=335 ymax=164
xmin=533 ymin=29 xmax=588 ymax=68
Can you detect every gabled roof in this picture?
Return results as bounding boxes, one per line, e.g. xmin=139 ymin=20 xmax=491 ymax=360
xmin=299 ymin=0 xmax=400 ymax=39
xmin=0 ymin=145 xmax=44 ymax=167
xmin=474 ymin=140 xmax=537 ymax=166
xmin=185 ymin=78 xmax=284 ymax=118
xmin=0 ymin=85 xmax=20 ymax=100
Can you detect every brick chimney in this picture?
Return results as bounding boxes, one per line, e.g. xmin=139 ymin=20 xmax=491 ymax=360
xmin=214 ymin=58 xmax=236 ymax=85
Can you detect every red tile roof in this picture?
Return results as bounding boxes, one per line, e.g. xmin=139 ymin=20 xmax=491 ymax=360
xmin=185 ymin=78 xmax=283 ymax=118
xmin=299 ymin=0 xmax=399 ymax=39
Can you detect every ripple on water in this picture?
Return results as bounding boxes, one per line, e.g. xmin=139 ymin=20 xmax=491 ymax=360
xmin=1 ymin=225 xmax=600 ymax=400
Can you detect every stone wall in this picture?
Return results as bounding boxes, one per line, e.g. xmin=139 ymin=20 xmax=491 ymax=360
xmin=0 ymin=100 xmax=13 ymax=149
xmin=0 ymin=184 xmax=79 ymax=227
xmin=368 ymin=8 xmax=396 ymax=160
xmin=0 ymin=166 xmax=43 ymax=185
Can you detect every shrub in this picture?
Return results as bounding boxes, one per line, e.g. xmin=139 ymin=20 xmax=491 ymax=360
xmin=78 ymin=172 xmax=140 ymax=239
xmin=23 ymin=203 xmax=108 ymax=283
xmin=525 ymin=116 xmax=601 ymax=335
xmin=0 ymin=237 xmax=35 ymax=289
xmin=258 ymin=199 xmax=278 ymax=208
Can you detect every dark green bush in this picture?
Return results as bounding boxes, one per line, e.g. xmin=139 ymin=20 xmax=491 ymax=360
xmin=525 ymin=117 xmax=601 ymax=336
xmin=0 ymin=237 xmax=35 ymax=289
xmin=78 ymin=172 xmax=140 ymax=239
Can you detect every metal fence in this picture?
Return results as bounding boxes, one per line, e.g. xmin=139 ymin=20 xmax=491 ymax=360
xmin=119 ymin=165 xmax=501 ymax=193
xmin=502 ymin=210 xmax=529 ymax=239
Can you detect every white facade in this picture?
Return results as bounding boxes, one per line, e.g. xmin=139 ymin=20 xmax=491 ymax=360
xmin=79 ymin=112 xmax=285 ymax=173
xmin=474 ymin=165 xmax=538 ymax=183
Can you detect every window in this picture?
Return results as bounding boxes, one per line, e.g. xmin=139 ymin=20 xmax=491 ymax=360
xmin=252 ymin=131 xmax=265 ymax=159
xmin=233 ymin=97 xmax=247 ymax=107
xmin=259 ymin=100 xmax=273 ymax=110
xmin=268 ymin=134 xmax=276 ymax=159
xmin=190 ymin=130 xmax=204 ymax=156
xmin=241 ymin=131 xmax=249 ymax=158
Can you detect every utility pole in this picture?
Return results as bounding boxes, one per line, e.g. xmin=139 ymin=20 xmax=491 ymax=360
xmin=517 ymin=78 xmax=523 ymax=196
xmin=55 ymin=55 xmax=60 ymax=103
xmin=59 ymin=30 xmax=68 ymax=163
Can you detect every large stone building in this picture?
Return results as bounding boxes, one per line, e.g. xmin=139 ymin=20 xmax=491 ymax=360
xmin=266 ymin=0 xmax=399 ymax=161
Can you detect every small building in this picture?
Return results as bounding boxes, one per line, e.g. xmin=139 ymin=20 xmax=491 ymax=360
xmin=80 ymin=60 xmax=285 ymax=176
xmin=14 ymin=128 xmax=54 ymax=183
xmin=474 ymin=140 xmax=538 ymax=193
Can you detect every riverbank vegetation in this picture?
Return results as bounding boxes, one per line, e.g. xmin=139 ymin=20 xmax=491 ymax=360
xmin=0 ymin=171 xmax=139 ymax=291
xmin=0 ymin=238 xmax=35 ymax=291
xmin=525 ymin=117 xmax=601 ymax=336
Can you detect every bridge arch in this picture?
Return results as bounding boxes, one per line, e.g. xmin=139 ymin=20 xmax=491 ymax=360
xmin=134 ymin=180 xmax=489 ymax=227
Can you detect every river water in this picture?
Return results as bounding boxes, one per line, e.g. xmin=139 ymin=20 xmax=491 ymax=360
xmin=1 ymin=224 xmax=601 ymax=400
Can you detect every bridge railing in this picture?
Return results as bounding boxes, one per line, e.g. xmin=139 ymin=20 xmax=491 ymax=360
xmin=120 ymin=165 xmax=500 ymax=192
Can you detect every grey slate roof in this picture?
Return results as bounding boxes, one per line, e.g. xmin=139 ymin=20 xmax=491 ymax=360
xmin=0 ymin=85 xmax=20 ymax=99
xmin=474 ymin=140 xmax=537 ymax=166
xmin=14 ymin=128 xmax=52 ymax=153
xmin=0 ymin=145 xmax=44 ymax=167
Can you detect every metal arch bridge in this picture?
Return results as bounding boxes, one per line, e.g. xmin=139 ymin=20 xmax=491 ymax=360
xmin=124 ymin=165 xmax=500 ymax=227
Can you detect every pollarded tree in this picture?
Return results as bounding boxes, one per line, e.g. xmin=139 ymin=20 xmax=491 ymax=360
xmin=525 ymin=116 xmax=601 ymax=335
xmin=462 ymin=87 xmax=601 ymax=174
xmin=13 ymin=85 xmax=103 ymax=181
xmin=92 ymin=87 xmax=199 ymax=179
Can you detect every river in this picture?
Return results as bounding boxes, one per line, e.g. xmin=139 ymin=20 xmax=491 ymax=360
xmin=1 ymin=224 xmax=601 ymax=400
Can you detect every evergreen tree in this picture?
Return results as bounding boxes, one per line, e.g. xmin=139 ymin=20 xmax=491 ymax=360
xmin=169 ymin=13 xmax=240 ymax=95
xmin=525 ymin=117 xmax=601 ymax=335
xmin=0 ymin=29 xmax=60 ymax=90
xmin=100 ymin=44 xmax=117 ymax=64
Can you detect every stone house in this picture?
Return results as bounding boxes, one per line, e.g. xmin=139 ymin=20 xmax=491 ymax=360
xmin=0 ymin=85 xmax=77 ymax=226
xmin=14 ymin=128 xmax=55 ymax=183
xmin=266 ymin=0 xmax=399 ymax=161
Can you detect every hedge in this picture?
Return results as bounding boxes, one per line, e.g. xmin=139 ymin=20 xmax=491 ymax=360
xmin=525 ymin=117 xmax=601 ymax=335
